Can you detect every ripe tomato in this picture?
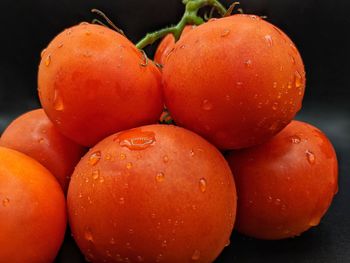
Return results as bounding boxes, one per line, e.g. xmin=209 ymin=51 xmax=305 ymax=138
xmin=154 ymin=25 xmax=195 ymax=66
xmin=0 ymin=147 xmax=66 ymax=263
xmin=68 ymin=125 xmax=236 ymax=262
xmin=38 ymin=23 xmax=163 ymax=147
xmin=0 ymin=109 xmax=86 ymax=193
xmin=226 ymin=120 xmax=338 ymax=240
xmin=163 ymin=14 xmax=306 ymax=150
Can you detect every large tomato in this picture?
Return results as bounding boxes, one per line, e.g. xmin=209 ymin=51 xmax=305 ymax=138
xmin=163 ymin=15 xmax=306 ymax=149
xmin=0 ymin=109 xmax=85 ymax=192
xmin=68 ymin=125 xmax=236 ymax=263
xmin=38 ymin=23 xmax=163 ymax=147
xmin=0 ymin=147 xmax=66 ymax=263
xmin=226 ymin=120 xmax=338 ymax=240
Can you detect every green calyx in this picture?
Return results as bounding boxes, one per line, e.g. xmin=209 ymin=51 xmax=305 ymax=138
xmin=136 ymin=0 xmax=227 ymax=50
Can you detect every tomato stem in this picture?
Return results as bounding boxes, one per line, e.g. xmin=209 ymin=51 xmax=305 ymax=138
xmin=136 ymin=0 xmax=227 ymax=50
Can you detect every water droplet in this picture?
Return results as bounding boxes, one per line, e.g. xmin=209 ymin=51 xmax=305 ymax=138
xmin=236 ymin=82 xmax=243 ymax=88
xmin=287 ymin=82 xmax=293 ymax=89
xmin=2 ymin=198 xmax=10 ymax=207
xmin=290 ymin=43 xmax=298 ymax=54
xmin=275 ymin=198 xmax=281 ymax=205
xmin=99 ymin=176 xmax=105 ymax=183
xmin=110 ymin=237 xmax=116 ymax=245
xmin=117 ymin=129 xmax=156 ymax=150
xmin=272 ymin=102 xmax=278 ymax=111
xmin=84 ymin=228 xmax=94 ymax=242
xmin=225 ymin=239 xmax=231 ymax=247
xmin=290 ymin=54 xmax=296 ymax=64
xmin=105 ymin=153 xmax=112 ymax=160
xmin=53 ymin=89 xmax=64 ymax=111
xmin=41 ymin=49 xmax=47 ymax=58
xmin=92 ymin=170 xmax=100 ymax=180
xmin=45 ymin=54 xmax=51 ymax=66
xmin=290 ymin=135 xmax=301 ymax=144
xmin=201 ymin=99 xmax=213 ymax=111
xmin=156 ymin=172 xmax=165 ymax=182
xmin=190 ymin=149 xmax=195 ymax=157
xmin=80 ymin=22 xmax=89 ymax=26
xmin=128 ymin=228 xmax=134 ymax=234
xmin=192 ymin=205 xmax=197 ymax=210
xmin=38 ymin=138 xmax=45 ymax=144
xmin=221 ymin=29 xmax=230 ymax=37
xmin=137 ymin=256 xmax=144 ymax=262
xmin=225 ymin=95 xmax=231 ymax=101
xmin=264 ymin=35 xmax=273 ymax=47
xmin=244 ymin=59 xmax=252 ymax=68
xmin=66 ymin=29 xmax=72 ymax=35
xmin=309 ymin=216 xmax=320 ymax=226
xmin=57 ymin=43 xmax=64 ymax=48
xmin=295 ymin=71 xmax=303 ymax=88
xmin=85 ymin=30 xmax=91 ymax=36
xmin=126 ymin=162 xmax=133 ymax=169
xmin=116 ymin=254 xmax=123 ymax=262
xmin=180 ymin=45 xmax=186 ymax=49
xmin=191 ymin=250 xmax=201 ymax=261
xmin=306 ymin=150 xmax=316 ymax=164
xmin=126 ymin=242 xmax=131 ymax=249
xmin=199 ymin=178 xmax=207 ymax=193
xmin=267 ymin=196 xmax=273 ymax=203
xmin=89 ymin=151 xmax=101 ymax=166
xmin=119 ymin=197 xmax=125 ymax=205
xmin=163 ymin=155 xmax=169 ymax=163
xmin=161 ymin=240 xmax=168 ymax=248
xmin=156 ymin=254 xmax=163 ymax=262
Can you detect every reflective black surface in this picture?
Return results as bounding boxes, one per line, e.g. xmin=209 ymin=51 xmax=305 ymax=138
xmin=0 ymin=1 xmax=349 ymax=262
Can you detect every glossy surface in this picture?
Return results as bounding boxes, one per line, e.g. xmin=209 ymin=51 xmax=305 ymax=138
xmin=68 ymin=125 xmax=236 ymax=263
xmin=163 ymin=15 xmax=306 ymax=149
xmin=226 ymin=120 xmax=338 ymax=240
xmin=0 ymin=147 xmax=67 ymax=263
xmin=38 ymin=23 xmax=163 ymax=147
xmin=0 ymin=109 xmax=85 ymax=192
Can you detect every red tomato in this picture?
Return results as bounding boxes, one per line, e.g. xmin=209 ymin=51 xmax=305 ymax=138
xmin=0 ymin=109 xmax=86 ymax=193
xmin=68 ymin=125 xmax=236 ymax=262
xmin=226 ymin=120 xmax=338 ymax=240
xmin=154 ymin=25 xmax=195 ymax=66
xmin=163 ymin=15 xmax=306 ymax=150
xmin=38 ymin=23 xmax=163 ymax=147
xmin=0 ymin=147 xmax=66 ymax=263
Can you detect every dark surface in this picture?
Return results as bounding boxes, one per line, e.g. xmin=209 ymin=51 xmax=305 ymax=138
xmin=0 ymin=0 xmax=349 ymax=262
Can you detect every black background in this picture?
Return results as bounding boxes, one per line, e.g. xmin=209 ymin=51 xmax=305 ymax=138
xmin=0 ymin=0 xmax=349 ymax=262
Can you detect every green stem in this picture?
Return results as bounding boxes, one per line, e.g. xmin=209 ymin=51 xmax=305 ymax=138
xmin=136 ymin=0 xmax=227 ymax=49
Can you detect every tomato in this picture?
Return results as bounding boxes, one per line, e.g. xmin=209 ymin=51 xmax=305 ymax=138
xmin=226 ymin=120 xmax=338 ymax=240
xmin=154 ymin=25 xmax=195 ymax=66
xmin=0 ymin=109 xmax=86 ymax=193
xmin=68 ymin=125 xmax=236 ymax=262
xmin=0 ymin=147 xmax=66 ymax=263
xmin=38 ymin=23 xmax=163 ymax=147
xmin=162 ymin=14 xmax=306 ymax=150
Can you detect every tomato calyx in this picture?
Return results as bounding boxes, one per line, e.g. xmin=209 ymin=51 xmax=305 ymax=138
xmin=136 ymin=0 xmax=227 ymax=50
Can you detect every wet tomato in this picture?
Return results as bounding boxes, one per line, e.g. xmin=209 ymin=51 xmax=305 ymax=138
xmin=68 ymin=125 xmax=236 ymax=262
xmin=163 ymin=15 xmax=306 ymax=150
xmin=38 ymin=23 xmax=163 ymax=147
xmin=226 ymin=120 xmax=338 ymax=239
xmin=0 ymin=109 xmax=86 ymax=193
xmin=0 ymin=147 xmax=66 ymax=263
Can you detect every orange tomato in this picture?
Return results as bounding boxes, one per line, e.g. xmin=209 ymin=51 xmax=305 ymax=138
xmin=0 ymin=147 xmax=66 ymax=263
xmin=226 ymin=120 xmax=338 ymax=239
xmin=38 ymin=23 xmax=163 ymax=147
xmin=68 ymin=125 xmax=236 ymax=262
xmin=0 ymin=109 xmax=85 ymax=193
xmin=163 ymin=15 xmax=306 ymax=149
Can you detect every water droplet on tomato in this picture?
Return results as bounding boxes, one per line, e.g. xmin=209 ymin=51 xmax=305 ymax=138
xmin=38 ymin=138 xmax=45 ymax=144
xmin=236 ymin=82 xmax=243 ymax=88
xmin=80 ymin=22 xmax=89 ymax=26
xmin=275 ymin=198 xmax=281 ymax=205
xmin=309 ymin=216 xmax=321 ymax=226
xmin=156 ymin=172 xmax=165 ymax=182
xmin=126 ymin=162 xmax=133 ymax=169
xmin=199 ymin=178 xmax=207 ymax=193
xmin=84 ymin=228 xmax=94 ymax=242
xmin=290 ymin=54 xmax=296 ymax=64
xmin=99 ymin=176 xmax=104 ymax=183
xmin=295 ymin=71 xmax=303 ymax=88
xmin=119 ymin=153 xmax=126 ymax=160
xmin=41 ymin=49 xmax=47 ymax=58
xmin=163 ymin=155 xmax=169 ymax=163
xmin=57 ymin=43 xmax=64 ymax=48
xmin=161 ymin=240 xmax=168 ymax=248
xmin=156 ymin=254 xmax=163 ymax=262
xmin=105 ymin=153 xmax=112 ymax=161
xmin=264 ymin=35 xmax=273 ymax=47
xmin=244 ymin=59 xmax=252 ymax=68
xmin=225 ymin=239 xmax=231 ymax=247
xmin=119 ymin=197 xmax=125 ymax=205
xmin=272 ymin=102 xmax=278 ymax=111
xmin=85 ymin=30 xmax=91 ymax=36
xmin=290 ymin=135 xmax=301 ymax=144
xmin=221 ymin=29 xmax=230 ymax=37
xmin=89 ymin=151 xmax=101 ymax=166
xmin=306 ymin=150 xmax=316 ymax=164
xmin=2 ymin=198 xmax=10 ymax=207
xmin=117 ymin=129 xmax=156 ymax=150
xmin=201 ymin=99 xmax=213 ymax=111
xmin=137 ymin=256 xmax=144 ymax=262
xmin=92 ymin=170 xmax=100 ymax=180
xmin=45 ymin=54 xmax=51 ymax=66
xmin=53 ymin=89 xmax=64 ymax=111
xmin=110 ymin=237 xmax=116 ymax=245
xmin=191 ymin=250 xmax=201 ymax=261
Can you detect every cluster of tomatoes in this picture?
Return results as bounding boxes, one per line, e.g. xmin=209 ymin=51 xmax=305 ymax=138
xmin=0 ymin=3 xmax=338 ymax=263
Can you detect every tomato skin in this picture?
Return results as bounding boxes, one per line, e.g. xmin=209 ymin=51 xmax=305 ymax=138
xmin=0 ymin=109 xmax=85 ymax=193
xmin=226 ymin=120 xmax=338 ymax=240
xmin=0 ymin=147 xmax=66 ymax=263
xmin=154 ymin=25 xmax=195 ymax=66
xmin=163 ymin=14 xmax=306 ymax=150
xmin=38 ymin=23 xmax=164 ymax=147
xmin=68 ymin=125 xmax=236 ymax=263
